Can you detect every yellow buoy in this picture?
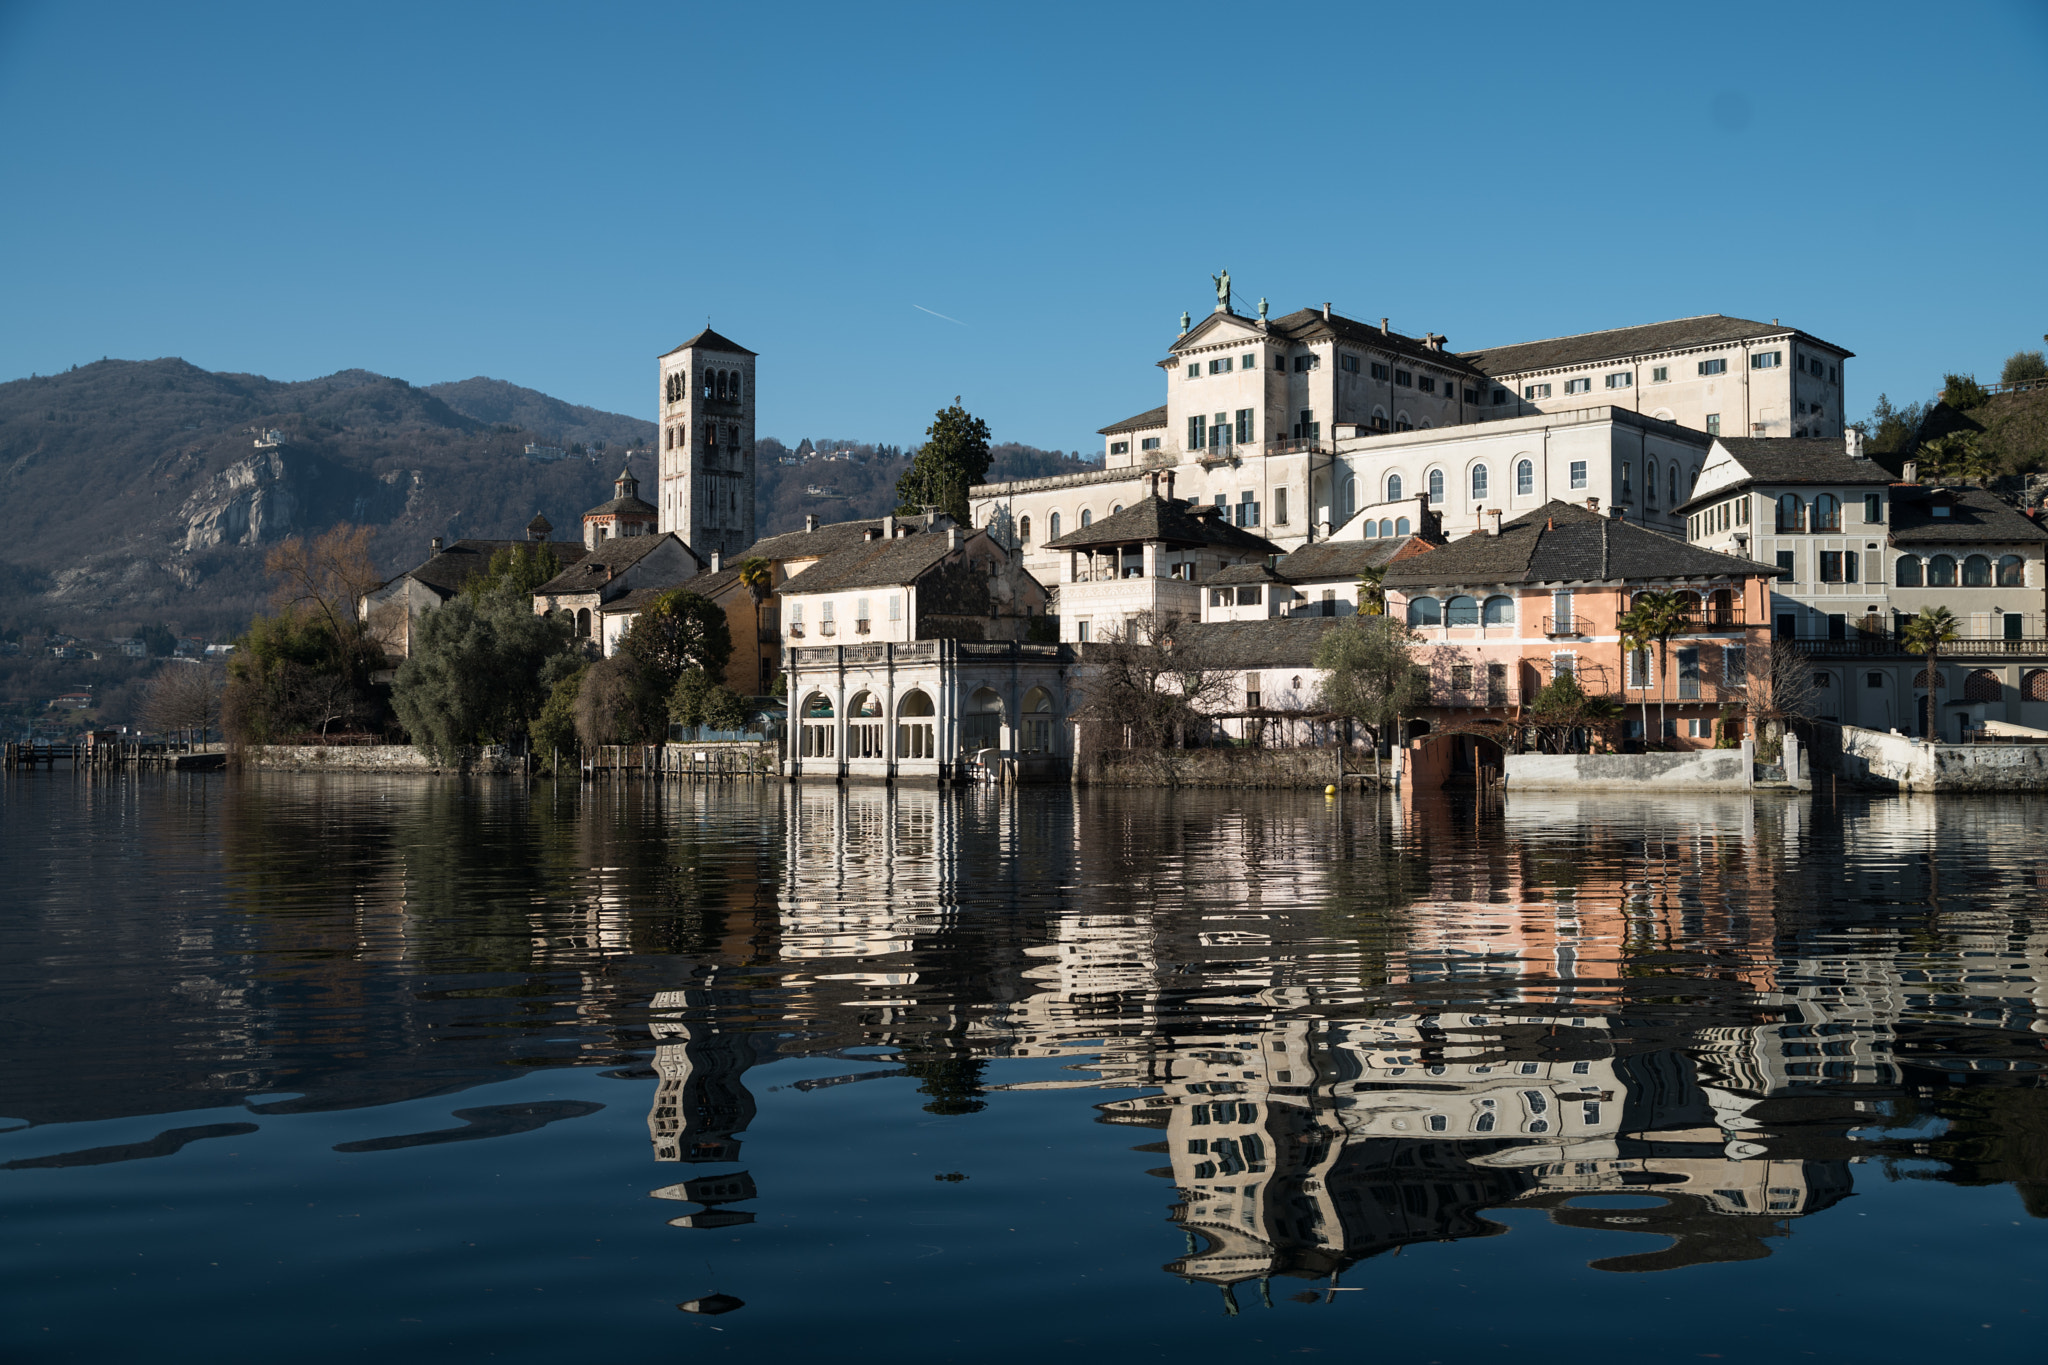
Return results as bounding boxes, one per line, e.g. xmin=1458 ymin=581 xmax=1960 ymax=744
xmin=1324 ymin=784 xmax=1337 ymax=795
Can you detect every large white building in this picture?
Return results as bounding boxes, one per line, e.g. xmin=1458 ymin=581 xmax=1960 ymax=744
xmin=656 ymin=327 xmax=758 ymax=563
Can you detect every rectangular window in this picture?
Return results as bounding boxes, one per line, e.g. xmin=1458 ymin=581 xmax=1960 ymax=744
xmin=1752 ymin=351 xmax=1781 ymax=369
xmin=1209 ymin=357 xmax=1231 ymax=374
xmin=1370 ymin=362 xmax=1389 ymax=381
xmin=1236 ymin=585 xmax=1262 ymax=606
xmin=1493 ymin=388 xmax=1509 ymax=405
xmin=1188 ymin=415 xmax=1206 ymax=450
xmin=1212 ymin=412 xmax=1230 ymax=448
xmin=1186 ymin=363 xmax=1199 ymax=380
xmin=1523 ymin=382 xmax=1552 ymax=399
xmin=1274 ymin=487 xmax=1288 ymax=525
xmin=1140 ymin=437 xmax=1161 ymax=451
xmin=1569 ymin=460 xmax=1587 ymax=489
xmin=1109 ymin=441 xmax=1129 ymax=455
xmin=1235 ymin=409 xmax=1254 ymax=444
xmin=1341 ymin=354 xmax=1359 ymax=373
xmin=1209 ymin=588 xmax=1228 ymax=608
xmin=889 ymin=595 xmax=901 ymax=621
xmin=790 ymin=602 xmax=803 ymax=624
xmin=1678 ymin=647 xmax=1701 ymax=699
xmin=1724 ymin=644 xmax=1747 ymax=686
xmin=1552 ymin=589 xmax=1573 ymax=633
xmin=1552 ymin=653 xmax=1576 ymax=679
xmin=1605 ymin=372 xmax=1632 ymax=389
xmin=1820 ymin=551 xmax=1843 ymax=583
xmin=1451 ymin=664 xmax=1473 ymax=691
xmin=1419 ymin=376 xmax=1437 ymax=394
xmin=1687 ymin=718 xmax=1710 ymax=738
xmin=1777 ymin=550 xmax=1796 ymax=579
xmin=1652 ymin=365 xmax=1669 ymax=382
xmin=1863 ymin=493 xmax=1883 ymax=523
xmin=1625 ymin=718 xmax=1644 ymax=739
xmin=856 ymin=596 xmax=870 ymax=623
xmin=1564 ymin=377 xmax=1591 ymax=394
xmin=1705 ymin=413 xmax=1721 ymax=436
xmin=1242 ymin=353 xmax=1256 ymax=369
xmin=1463 ymin=387 xmax=1479 ymax=403
xmin=1395 ymin=369 xmax=1413 ymax=387
xmin=1699 ymin=358 xmax=1728 ymax=376
xmin=1628 ymin=648 xmax=1651 ymax=688
xmin=821 ymin=600 xmax=835 ymax=623
xmin=1076 ymin=619 xmax=1090 ymax=642
xmin=1844 ymin=550 xmax=1859 ymax=582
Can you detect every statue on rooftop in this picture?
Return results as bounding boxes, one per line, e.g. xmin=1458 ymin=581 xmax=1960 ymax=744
xmin=1211 ymin=270 xmax=1231 ymax=312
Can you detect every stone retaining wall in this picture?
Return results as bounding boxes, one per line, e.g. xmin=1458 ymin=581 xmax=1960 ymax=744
xmin=242 ymin=744 xmax=521 ymax=775
xmin=1823 ymin=724 xmax=2048 ymax=792
xmin=1085 ymin=747 xmax=1358 ymax=789
xmin=1504 ymin=745 xmax=1754 ymax=792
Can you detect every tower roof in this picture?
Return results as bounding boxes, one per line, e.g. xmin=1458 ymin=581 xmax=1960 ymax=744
xmin=660 ymin=327 xmax=756 ymax=358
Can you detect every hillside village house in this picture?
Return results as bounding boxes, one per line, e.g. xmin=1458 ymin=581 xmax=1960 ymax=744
xmin=1680 ymin=435 xmax=2048 ymax=737
xmin=1381 ymin=501 xmax=1780 ymax=781
xmin=779 ymin=523 xmax=1061 ymax=782
xmin=361 ymin=514 xmax=589 ymax=670
xmin=966 ymin=293 xmax=1783 ymax=598
xmin=532 ymin=467 xmax=704 ymax=646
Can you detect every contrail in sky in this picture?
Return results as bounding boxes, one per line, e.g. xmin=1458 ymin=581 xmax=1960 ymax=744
xmin=913 ymin=304 xmax=966 ymax=326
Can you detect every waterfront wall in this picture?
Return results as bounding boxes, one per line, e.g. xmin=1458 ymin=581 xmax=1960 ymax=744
xmin=1822 ymin=724 xmax=2048 ymax=793
xmin=1505 ymin=745 xmax=1754 ymax=792
xmin=242 ymin=744 xmax=521 ymax=775
xmin=1086 ymin=747 xmax=1355 ymax=789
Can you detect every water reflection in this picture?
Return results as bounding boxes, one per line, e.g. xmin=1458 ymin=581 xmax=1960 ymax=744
xmin=2 ymin=774 xmax=2045 ymax=1346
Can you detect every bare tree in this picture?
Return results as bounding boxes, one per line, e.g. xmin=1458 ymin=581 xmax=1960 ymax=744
xmin=265 ymin=524 xmax=384 ymax=644
xmin=1073 ymin=611 xmax=1236 ymax=784
xmin=1745 ymin=639 xmax=1819 ymax=760
xmin=141 ymin=664 xmax=225 ymax=746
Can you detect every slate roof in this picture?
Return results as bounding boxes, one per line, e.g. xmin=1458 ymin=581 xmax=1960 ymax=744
xmin=1206 ymin=562 xmax=1289 ymax=586
xmin=1161 ymin=617 xmax=1347 ymax=669
xmin=1203 ymin=539 xmax=1417 ymax=587
xmin=1459 ymin=314 xmax=1854 ymax=377
xmin=739 ymin=515 xmax=946 ymax=564
xmin=534 ymin=532 xmax=689 ymax=595
xmin=659 ymin=326 xmax=756 ymax=358
xmin=1889 ymin=485 xmax=2048 ymax=545
xmin=1381 ymin=501 xmax=1780 ymax=589
xmin=1675 ymin=439 xmax=1898 ymax=512
xmin=584 ymin=491 xmax=657 ymax=517
xmin=1041 ymin=495 xmax=1282 ymax=555
xmin=390 ymin=539 xmax=590 ymax=598
xmin=774 ymin=534 xmax=961 ymax=596
xmin=1098 ymin=405 xmax=1168 ymax=435
xmin=597 ymin=567 xmax=748 ymax=615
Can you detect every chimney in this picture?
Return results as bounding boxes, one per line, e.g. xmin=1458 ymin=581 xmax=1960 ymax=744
xmin=1380 ymin=317 xmax=1390 ymax=335
xmin=430 ymin=536 xmax=445 ymax=555
xmin=805 ymin=513 xmax=819 ymax=532
xmin=1903 ymin=459 xmax=1919 ymax=483
xmin=882 ymin=513 xmax=896 ymax=538
xmin=1145 ymin=471 xmax=1159 ymax=497
xmin=947 ymin=527 xmax=961 ymax=551
xmin=1323 ymin=301 xmax=1332 ymax=320
xmin=1475 ymin=509 xmax=1486 ymax=534
xmin=1161 ymin=469 xmax=1174 ymax=500
xmin=864 ymin=528 xmax=879 ymax=542
xmin=710 ymin=550 xmax=722 ymax=573
xmin=1586 ymin=496 xmax=1600 ymax=513
xmin=1488 ymin=508 xmax=1503 ymax=536
xmin=1845 ymin=428 xmax=1866 ymax=461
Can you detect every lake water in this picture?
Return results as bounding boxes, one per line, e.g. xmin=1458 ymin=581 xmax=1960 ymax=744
xmin=2 ymin=775 xmax=2043 ymax=1362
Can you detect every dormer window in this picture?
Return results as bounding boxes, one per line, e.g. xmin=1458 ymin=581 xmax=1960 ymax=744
xmin=1932 ymin=503 xmax=1952 ymax=517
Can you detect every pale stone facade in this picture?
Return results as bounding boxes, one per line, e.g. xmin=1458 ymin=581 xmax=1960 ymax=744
xmin=656 ymin=327 xmax=756 ymax=562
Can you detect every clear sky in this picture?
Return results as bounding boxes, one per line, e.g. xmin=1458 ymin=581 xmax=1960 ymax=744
xmin=2 ymin=1 xmax=2044 ymax=451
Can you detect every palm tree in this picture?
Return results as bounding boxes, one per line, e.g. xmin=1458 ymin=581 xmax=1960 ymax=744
xmin=1617 ymin=589 xmax=1691 ymax=747
xmin=1900 ymin=606 xmax=1959 ymax=738
xmin=1356 ymin=563 xmax=1387 ymax=617
xmin=737 ymin=556 xmax=773 ymax=602
xmin=1918 ymin=431 xmax=1997 ymax=487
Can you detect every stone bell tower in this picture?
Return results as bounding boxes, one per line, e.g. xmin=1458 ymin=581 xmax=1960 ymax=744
xmin=657 ymin=327 xmax=757 ymax=561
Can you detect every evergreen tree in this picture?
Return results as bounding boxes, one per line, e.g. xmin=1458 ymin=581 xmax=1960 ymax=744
xmin=894 ymin=400 xmax=992 ymax=524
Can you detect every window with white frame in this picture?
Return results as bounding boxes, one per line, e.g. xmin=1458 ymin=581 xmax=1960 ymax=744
xmin=1471 ymin=465 xmax=1489 ymax=499
xmin=1564 ymin=377 xmax=1591 ymax=394
xmin=1516 ymin=460 xmax=1533 ymax=496
xmin=1751 ymin=351 xmax=1781 ymax=369
xmin=1569 ymin=459 xmax=1587 ymax=489
xmin=1524 ymin=382 xmax=1552 ymax=399
xmin=1605 ymin=372 xmax=1632 ymax=389
xmin=1699 ymin=358 xmax=1727 ymax=376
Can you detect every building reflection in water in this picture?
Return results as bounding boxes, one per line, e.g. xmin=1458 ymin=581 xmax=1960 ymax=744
xmin=657 ymin=783 xmax=2048 ymax=1306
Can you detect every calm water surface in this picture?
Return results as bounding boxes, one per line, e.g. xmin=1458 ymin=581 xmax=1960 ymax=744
xmin=2 ymin=775 xmax=2043 ymax=1362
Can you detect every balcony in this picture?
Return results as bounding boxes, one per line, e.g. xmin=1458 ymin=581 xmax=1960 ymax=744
xmin=820 ymin=621 xmax=836 ymax=637
xmin=787 ymin=624 xmax=804 ymax=639
xmin=1260 ymin=437 xmax=1333 ymax=458
xmin=1542 ymin=615 xmax=1585 ymax=637
xmin=855 ymin=619 xmax=871 ymax=635
xmin=1616 ymin=604 xmax=1749 ymax=633
xmin=1788 ymin=635 xmax=2048 ymax=658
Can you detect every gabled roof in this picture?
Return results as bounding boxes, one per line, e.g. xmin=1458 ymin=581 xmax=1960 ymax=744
xmin=1889 ymin=485 xmax=2048 ymax=545
xmin=1205 ymin=562 xmax=1289 ymax=586
xmin=389 ymin=539 xmax=590 ymax=598
xmin=1203 ymin=538 xmax=1423 ymax=587
xmin=773 ymin=533 xmax=965 ymax=596
xmin=1381 ymin=501 xmax=1779 ymax=589
xmin=534 ymin=532 xmax=696 ymax=595
xmin=1676 ymin=438 xmax=1897 ymax=512
xmin=1170 ymin=307 xmax=1493 ymax=381
xmin=660 ymin=327 xmax=756 ymax=358
xmin=597 ymin=567 xmax=749 ymax=615
xmin=1161 ymin=617 xmax=1348 ymax=669
xmin=1098 ymin=405 xmax=1168 ymax=435
xmin=1459 ymin=314 xmax=1854 ymax=377
xmin=739 ymin=514 xmax=948 ymax=564
xmin=1041 ymin=494 xmax=1281 ymax=555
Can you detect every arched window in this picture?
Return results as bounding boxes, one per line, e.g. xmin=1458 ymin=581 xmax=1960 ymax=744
xmin=1387 ymin=473 xmax=1403 ymax=502
xmin=1516 ymin=459 xmax=1534 ymax=496
xmin=1111 ymin=504 xmax=1123 ymax=516
xmin=1813 ymin=494 xmax=1841 ymax=531
xmin=1080 ymin=509 xmax=1092 ymax=527
xmin=1343 ymin=477 xmax=1358 ymax=516
xmin=576 ymin=607 xmax=591 ymax=638
xmin=1646 ymin=471 xmax=1659 ymax=507
xmin=1965 ymin=669 xmax=2002 ymax=702
xmin=2024 ymin=669 xmax=2048 ymax=702
xmin=1049 ymin=512 xmax=1061 ymax=540
xmin=1483 ymin=595 xmax=1515 ymax=625
xmin=1427 ymin=469 xmax=1444 ymax=504
xmin=1963 ymin=554 xmax=1992 ymax=586
xmin=1915 ymin=668 xmax=1943 ymax=691
xmin=1689 ymin=466 xmax=1699 ymax=493
xmin=846 ymin=691 xmax=885 ymax=758
xmin=731 ymin=372 xmax=743 ymax=401
xmin=799 ymin=693 xmax=836 ymax=759
xmin=1019 ymin=686 xmax=1055 ymax=753
xmin=1406 ymin=597 xmax=1442 ymax=626
xmin=1019 ymin=515 xmax=1031 ymax=544
xmin=1446 ymin=595 xmax=1480 ymax=626
xmin=1471 ymin=464 xmax=1489 ymax=499
xmin=1379 ymin=518 xmax=1395 ymax=537
xmin=1929 ymin=554 xmax=1957 ymax=586
xmin=1776 ymin=495 xmax=1802 ymax=532
xmin=701 ymin=369 xmax=714 ymax=399
xmin=1394 ymin=516 xmax=1411 ymax=535
xmin=1896 ymin=556 xmax=1922 ymax=586
xmin=1998 ymin=555 xmax=2025 ymax=586
xmin=1668 ymin=464 xmax=1680 ymax=504
xmin=1362 ymin=520 xmax=1378 ymax=539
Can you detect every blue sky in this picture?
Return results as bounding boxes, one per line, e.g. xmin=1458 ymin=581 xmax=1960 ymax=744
xmin=2 ymin=1 xmax=2044 ymax=451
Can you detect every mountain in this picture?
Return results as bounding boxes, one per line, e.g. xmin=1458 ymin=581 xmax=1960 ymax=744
xmin=0 ymin=358 xmax=648 ymax=639
xmin=426 ymin=376 xmax=654 ymax=451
